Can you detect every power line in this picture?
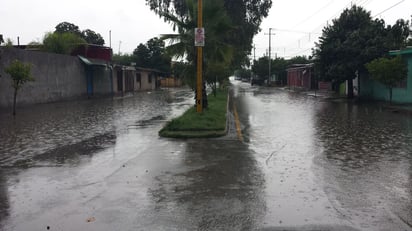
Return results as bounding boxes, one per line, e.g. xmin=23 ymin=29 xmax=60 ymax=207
xmin=258 ymin=0 xmax=395 ymax=59
xmin=373 ymin=0 xmax=405 ymax=18
xmin=291 ymin=1 xmax=335 ymax=28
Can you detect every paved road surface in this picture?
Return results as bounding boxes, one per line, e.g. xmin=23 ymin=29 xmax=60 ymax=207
xmin=0 ymin=81 xmax=411 ymax=230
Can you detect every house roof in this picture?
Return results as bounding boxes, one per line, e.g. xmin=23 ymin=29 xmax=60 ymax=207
xmin=78 ymin=55 xmax=108 ymax=67
xmin=286 ymin=63 xmax=314 ymax=71
xmin=389 ymin=46 xmax=412 ymax=56
xmin=112 ymin=64 xmax=163 ymax=73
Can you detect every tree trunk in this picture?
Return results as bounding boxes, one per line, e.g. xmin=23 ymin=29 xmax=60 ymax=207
xmin=347 ymin=79 xmax=354 ymax=99
xmin=13 ymin=87 xmax=17 ymax=116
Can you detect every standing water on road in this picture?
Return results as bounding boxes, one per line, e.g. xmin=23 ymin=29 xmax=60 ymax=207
xmin=1 ymin=81 xmax=412 ymax=231
xmin=232 ymin=80 xmax=412 ymax=230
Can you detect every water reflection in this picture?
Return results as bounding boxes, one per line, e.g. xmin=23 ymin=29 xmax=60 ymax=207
xmin=0 ymin=88 xmax=194 ymax=230
xmin=0 ymin=171 xmax=9 ymax=227
xmin=0 ymin=89 xmax=193 ymax=167
xmin=314 ymin=101 xmax=412 ymax=230
xmin=149 ymin=139 xmax=265 ymax=230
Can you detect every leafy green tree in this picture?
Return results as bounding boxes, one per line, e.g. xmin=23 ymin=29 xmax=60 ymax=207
xmin=55 ymin=22 xmax=105 ymax=45
xmin=223 ymin=0 xmax=272 ymax=69
xmin=160 ymin=0 xmax=234 ymax=89
xmin=365 ymin=56 xmax=407 ymax=104
xmin=171 ymin=61 xmax=189 ymax=79
xmin=133 ymin=38 xmax=171 ymax=73
xmin=133 ymin=44 xmax=151 ymax=67
xmin=384 ymin=19 xmax=411 ymax=50
xmin=146 ymin=37 xmax=171 ymax=73
xmin=81 ymin=29 xmax=105 ymax=45
xmin=252 ymin=56 xmax=289 ymax=83
xmin=55 ymin=22 xmax=82 ymax=36
xmin=288 ymin=56 xmax=310 ymax=65
xmin=145 ymin=0 xmax=272 ymax=69
xmin=252 ymin=56 xmax=269 ymax=80
xmin=313 ymin=6 xmax=410 ymax=98
xmin=42 ymin=32 xmax=86 ymax=54
xmin=157 ymin=0 xmax=233 ymax=110
xmin=313 ymin=6 xmax=387 ymax=98
xmin=5 ymin=60 xmax=35 ymax=115
xmin=112 ymin=53 xmax=134 ymax=66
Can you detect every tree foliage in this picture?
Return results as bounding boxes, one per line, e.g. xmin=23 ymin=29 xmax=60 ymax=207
xmin=133 ymin=37 xmax=171 ymax=74
xmin=5 ymin=60 xmax=34 ymax=115
xmin=160 ymin=0 xmax=234 ymax=88
xmin=252 ymin=56 xmax=308 ymax=84
xmin=313 ymin=5 xmax=410 ymax=98
xmin=42 ymin=32 xmax=86 ymax=54
xmin=365 ymin=56 xmax=407 ymax=103
xmin=81 ymin=29 xmax=105 ymax=45
xmin=145 ymin=0 xmax=272 ymax=69
xmin=134 ymin=44 xmax=151 ymax=67
xmin=112 ymin=53 xmax=134 ymax=66
xmin=55 ymin=22 xmax=105 ymax=45
xmin=55 ymin=22 xmax=82 ymax=36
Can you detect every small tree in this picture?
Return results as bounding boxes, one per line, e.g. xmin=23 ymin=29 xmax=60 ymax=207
xmin=42 ymin=32 xmax=86 ymax=54
xmin=365 ymin=56 xmax=407 ymax=104
xmin=5 ymin=60 xmax=35 ymax=115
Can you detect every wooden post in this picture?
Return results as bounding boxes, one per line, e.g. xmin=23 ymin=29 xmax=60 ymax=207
xmin=196 ymin=0 xmax=203 ymax=113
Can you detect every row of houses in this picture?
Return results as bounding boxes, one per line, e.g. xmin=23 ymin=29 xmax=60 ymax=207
xmin=0 ymin=45 xmax=181 ymax=108
xmin=285 ymin=47 xmax=412 ymax=103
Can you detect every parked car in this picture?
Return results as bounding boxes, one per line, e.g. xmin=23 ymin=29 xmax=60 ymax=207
xmin=251 ymin=77 xmax=265 ymax=86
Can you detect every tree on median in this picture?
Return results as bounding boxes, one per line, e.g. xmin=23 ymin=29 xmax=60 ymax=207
xmin=159 ymin=0 xmax=234 ymax=90
xmin=145 ymin=0 xmax=272 ymax=70
xmin=5 ymin=60 xmax=35 ymax=115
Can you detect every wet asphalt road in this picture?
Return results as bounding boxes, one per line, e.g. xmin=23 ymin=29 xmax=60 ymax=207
xmin=0 ymin=80 xmax=412 ymax=230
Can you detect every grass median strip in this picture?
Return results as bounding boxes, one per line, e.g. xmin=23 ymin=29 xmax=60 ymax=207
xmin=159 ymin=89 xmax=228 ymax=138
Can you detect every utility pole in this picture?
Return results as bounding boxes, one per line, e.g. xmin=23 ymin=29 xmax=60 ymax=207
xmin=266 ymin=28 xmax=276 ymax=86
xmin=253 ymin=44 xmax=256 ymax=61
xmin=195 ymin=0 xmax=204 ymax=113
xmin=109 ymin=30 xmax=112 ymax=48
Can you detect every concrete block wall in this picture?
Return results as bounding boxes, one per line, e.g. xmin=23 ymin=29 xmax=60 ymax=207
xmin=0 ymin=47 xmax=87 ymax=108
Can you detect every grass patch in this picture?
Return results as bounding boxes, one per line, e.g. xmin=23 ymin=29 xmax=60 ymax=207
xmin=159 ymin=89 xmax=228 ymax=138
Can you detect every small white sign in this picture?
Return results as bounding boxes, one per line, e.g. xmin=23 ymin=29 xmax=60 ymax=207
xmin=195 ymin=28 xmax=205 ymax=47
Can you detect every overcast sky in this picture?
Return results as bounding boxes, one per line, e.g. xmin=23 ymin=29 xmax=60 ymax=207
xmin=1 ymin=0 xmax=411 ymax=60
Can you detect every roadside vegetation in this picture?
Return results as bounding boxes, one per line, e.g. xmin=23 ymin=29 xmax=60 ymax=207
xmin=4 ymin=59 xmax=34 ymax=116
xmin=159 ymin=88 xmax=228 ymax=138
xmin=313 ymin=5 xmax=411 ymax=98
xmin=366 ymin=56 xmax=408 ymax=104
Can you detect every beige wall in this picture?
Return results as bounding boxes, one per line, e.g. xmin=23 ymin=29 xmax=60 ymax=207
xmin=112 ymin=67 xmax=157 ymax=95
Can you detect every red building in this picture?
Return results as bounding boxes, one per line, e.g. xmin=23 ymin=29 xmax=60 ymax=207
xmin=286 ymin=63 xmax=315 ymax=90
xmin=71 ymin=44 xmax=113 ymax=62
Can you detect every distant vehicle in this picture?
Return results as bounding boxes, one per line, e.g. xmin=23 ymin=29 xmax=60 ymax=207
xmin=251 ymin=77 xmax=264 ymax=86
xmin=234 ymin=76 xmax=241 ymax=80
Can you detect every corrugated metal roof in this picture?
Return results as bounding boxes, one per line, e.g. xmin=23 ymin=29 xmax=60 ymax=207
xmin=78 ymin=55 xmax=108 ymax=67
xmin=389 ymin=47 xmax=412 ymax=56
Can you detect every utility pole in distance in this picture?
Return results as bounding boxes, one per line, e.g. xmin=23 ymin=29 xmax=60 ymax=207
xmin=265 ymin=28 xmax=276 ymax=86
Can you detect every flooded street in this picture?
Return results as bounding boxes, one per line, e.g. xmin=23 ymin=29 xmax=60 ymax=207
xmin=0 ymin=82 xmax=412 ymax=230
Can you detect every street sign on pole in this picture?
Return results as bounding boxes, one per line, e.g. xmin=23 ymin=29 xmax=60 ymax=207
xmin=195 ymin=28 xmax=205 ymax=47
